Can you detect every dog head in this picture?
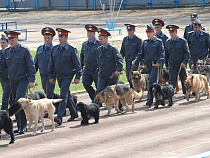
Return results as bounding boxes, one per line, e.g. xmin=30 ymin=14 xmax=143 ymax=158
xmin=76 ymin=102 xmax=86 ymax=111
xmin=18 ymin=98 xmax=32 ymax=109
xmin=150 ymin=83 xmax=162 ymax=94
xmin=131 ymin=71 xmax=142 ymax=81
xmin=95 ymin=87 xmax=115 ymax=104
xmin=184 ymin=75 xmax=194 ymax=90
xmin=196 ymin=59 xmax=206 ymax=72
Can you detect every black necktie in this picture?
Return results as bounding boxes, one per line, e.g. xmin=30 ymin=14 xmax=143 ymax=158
xmin=11 ymin=47 xmax=15 ymax=52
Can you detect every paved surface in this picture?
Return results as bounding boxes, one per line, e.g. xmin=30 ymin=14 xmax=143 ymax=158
xmin=1 ymin=86 xmax=210 ymax=158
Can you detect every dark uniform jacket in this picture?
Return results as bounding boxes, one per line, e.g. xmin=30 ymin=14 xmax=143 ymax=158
xmin=0 ymin=50 xmax=8 ymax=80
xmin=97 ymin=43 xmax=123 ymax=80
xmin=34 ymin=44 xmax=53 ymax=76
xmin=80 ymin=38 xmax=101 ymax=70
xmin=165 ymin=37 xmax=190 ymax=67
xmin=120 ymin=35 xmax=142 ymax=64
xmin=184 ymin=24 xmax=205 ymax=40
xmin=156 ymin=31 xmax=168 ymax=47
xmin=135 ymin=37 xmax=165 ymax=66
xmin=4 ymin=43 xmax=36 ymax=83
xmin=187 ymin=30 xmax=210 ymax=61
xmin=48 ymin=43 xmax=82 ymax=80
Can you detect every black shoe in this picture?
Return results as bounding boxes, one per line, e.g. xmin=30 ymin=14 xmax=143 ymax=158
xmin=192 ymin=92 xmax=196 ymax=96
xmin=54 ymin=117 xmax=62 ymax=125
xmin=67 ymin=115 xmax=78 ymax=122
xmin=44 ymin=113 xmax=48 ymax=118
xmin=14 ymin=129 xmax=19 ymax=133
xmin=146 ymin=102 xmax=152 ymax=107
xmin=19 ymin=128 xmax=27 ymax=134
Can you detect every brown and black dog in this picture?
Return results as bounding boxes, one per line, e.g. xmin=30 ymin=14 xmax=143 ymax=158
xmin=131 ymin=71 xmax=149 ymax=101
xmin=184 ymin=74 xmax=209 ymax=102
xmin=96 ymin=84 xmax=142 ymax=115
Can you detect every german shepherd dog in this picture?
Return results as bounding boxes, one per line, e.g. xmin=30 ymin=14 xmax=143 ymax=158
xmin=131 ymin=71 xmax=149 ymax=101
xmin=196 ymin=59 xmax=210 ymax=85
xmin=184 ymin=74 xmax=209 ymax=102
xmin=96 ymin=84 xmax=142 ymax=115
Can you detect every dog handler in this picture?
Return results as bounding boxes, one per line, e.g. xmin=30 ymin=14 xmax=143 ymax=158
xmin=134 ymin=24 xmax=164 ymax=107
xmin=48 ymin=28 xmax=82 ymax=125
xmin=165 ymin=25 xmax=190 ymax=95
xmin=4 ymin=31 xmax=36 ymax=134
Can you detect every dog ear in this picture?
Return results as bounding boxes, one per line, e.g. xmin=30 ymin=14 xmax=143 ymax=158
xmin=28 ymin=99 xmax=32 ymax=102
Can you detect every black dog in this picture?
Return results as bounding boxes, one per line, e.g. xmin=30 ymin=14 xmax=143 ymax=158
xmin=150 ymin=83 xmax=174 ymax=108
xmin=76 ymin=102 xmax=100 ymax=125
xmin=0 ymin=102 xmax=22 ymax=144
xmin=27 ymin=91 xmax=47 ymax=100
xmin=53 ymin=93 xmax=77 ymax=115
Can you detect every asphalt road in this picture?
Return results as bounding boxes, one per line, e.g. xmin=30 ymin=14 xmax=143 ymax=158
xmin=1 ymin=86 xmax=210 ymax=158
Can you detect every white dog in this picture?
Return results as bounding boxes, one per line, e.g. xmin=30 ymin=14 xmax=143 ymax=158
xmin=18 ymin=98 xmax=62 ymax=135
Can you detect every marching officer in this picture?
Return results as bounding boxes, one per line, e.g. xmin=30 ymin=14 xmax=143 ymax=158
xmin=183 ymin=13 xmax=205 ymax=40
xmin=80 ymin=24 xmax=101 ymax=102
xmin=48 ymin=28 xmax=82 ymax=125
xmin=187 ymin=19 xmax=210 ymax=71
xmin=152 ymin=19 xmax=168 ymax=46
xmin=4 ymin=31 xmax=36 ymax=134
xmin=120 ymin=24 xmax=142 ymax=88
xmin=96 ymin=28 xmax=123 ymax=93
xmin=34 ymin=27 xmax=55 ymax=99
xmin=0 ymin=34 xmax=11 ymax=110
xmin=134 ymin=24 xmax=164 ymax=107
xmin=165 ymin=25 xmax=190 ymax=95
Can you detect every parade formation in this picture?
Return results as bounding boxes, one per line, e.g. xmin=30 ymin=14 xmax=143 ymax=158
xmin=0 ymin=12 xmax=210 ymax=148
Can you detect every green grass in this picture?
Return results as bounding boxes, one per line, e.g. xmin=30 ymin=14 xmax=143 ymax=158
xmin=0 ymin=50 xmax=128 ymax=103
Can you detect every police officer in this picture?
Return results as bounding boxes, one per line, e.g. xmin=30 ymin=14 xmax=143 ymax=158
xmin=48 ymin=28 xmax=82 ymax=125
xmin=0 ymin=34 xmax=11 ymax=110
xmin=34 ymin=27 xmax=55 ymax=99
xmin=187 ymin=19 xmax=210 ymax=71
xmin=183 ymin=13 xmax=205 ymax=40
xmin=80 ymin=24 xmax=101 ymax=102
xmin=165 ymin=25 xmax=190 ymax=95
xmin=120 ymin=24 xmax=142 ymax=88
xmin=152 ymin=19 xmax=168 ymax=46
xmin=4 ymin=31 xmax=36 ymax=134
xmin=96 ymin=28 xmax=123 ymax=93
xmin=134 ymin=24 xmax=164 ymax=107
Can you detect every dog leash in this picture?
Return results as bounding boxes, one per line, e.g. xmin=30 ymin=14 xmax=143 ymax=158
xmin=152 ymin=62 xmax=160 ymax=83
xmin=26 ymin=83 xmax=38 ymax=98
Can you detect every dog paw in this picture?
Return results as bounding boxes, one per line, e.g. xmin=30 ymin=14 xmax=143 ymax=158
xmin=94 ymin=121 xmax=98 ymax=124
xmin=154 ymin=106 xmax=158 ymax=109
xmin=40 ymin=129 xmax=44 ymax=132
xmin=32 ymin=133 xmax=36 ymax=136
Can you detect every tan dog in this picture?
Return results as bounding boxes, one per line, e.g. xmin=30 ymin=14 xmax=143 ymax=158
xmin=184 ymin=74 xmax=209 ymax=102
xmin=18 ymin=98 xmax=62 ymax=135
xmin=96 ymin=84 xmax=142 ymax=115
xmin=131 ymin=71 xmax=149 ymax=101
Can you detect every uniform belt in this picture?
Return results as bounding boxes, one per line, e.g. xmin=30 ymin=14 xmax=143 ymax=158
xmin=85 ymin=67 xmax=97 ymax=71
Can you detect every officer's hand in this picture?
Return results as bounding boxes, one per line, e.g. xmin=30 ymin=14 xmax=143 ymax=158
xmin=207 ymin=58 xmax=210 ymax=62
xmin=181 ymin=63 xmax=186 ymax=68
xmin=74 ymin=79 xmax=80 ymax=84
xmin=29 ymin=82 xmax=35 ymax=88
xmin=166 ymin=67 xmax=169 ymax=70
xmin=132 ymin=61 xmax=135 ymax=66
xmin=49 ymin=78 xmax=55 ymax=84
xmin=139 ymin=65 xmax=144 ymax=69
xmin=115 ymin=71 xmax=120 ymax=76
xmin=156 ymin=63 xmax=160 ymax=67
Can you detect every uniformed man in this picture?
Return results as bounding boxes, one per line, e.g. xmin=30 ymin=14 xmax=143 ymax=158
xmin=183 ymin=13 xmax=205 ymax=40
xmin=120 ymin=24 xmax=142 ymax=88
xmin=96 ymin=28 xmax=123 ymax=93
xmin=4 ymin=31 xmax=36 ymax=134
xmin=187 ymin=19 xmax=210 ymax=71
xmin=48 ymin=28 xmax=82 ymax=125
xmin=80 ymin=24 xmax=101 ymax=102
xmin=34 ymin=27 xmax=55 ymax=99
xmin=152 ymin=19 xmax=168 ymax=46
xmin=134 ymin=24 xmax=165 ymax=107
xmin=0 ymin=34 xmax=11 ymax=110
xmin=165 ymin=25 xmax=190 ymax=95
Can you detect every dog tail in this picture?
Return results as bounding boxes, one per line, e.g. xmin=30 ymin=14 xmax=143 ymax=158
xmin=8 ymin=102 xmax=22 ymax=116
xmin=52 ymin=99 xmax=63 ymax=103
xmin=201 ymin=75 xmax=209 ymax=92
xmin=132 ymin=90 xmax=142 ymax=99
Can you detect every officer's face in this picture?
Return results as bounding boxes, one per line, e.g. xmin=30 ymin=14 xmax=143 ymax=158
xmin=0 ymin=39 xmax=8 ymax=50
xmin=87 ymin=31 xmax=95 ymax=41
xmin=44 ymin=35 xmax=53 ymax=45
xmin=155 ymin=25 xmax=162 ymax=33
xmin=193 ymin=25 xmax=202 ymax=33
xmin=169 ymin=30 xmax=177 ymax=39
xmin=59 ymin=35 xmax=68 ymax=45
xmin=146 ymin=31 xmax=155 ymax=39
xmin=8 ymin=37 xmax=18 ymax=47
xmin=127 ymin=29 xmax=135 ymax=37
xmin=99 ymin=36 xmax=108 ymax=46
xmin=191 ymin=19 xmax=196 ymax=24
